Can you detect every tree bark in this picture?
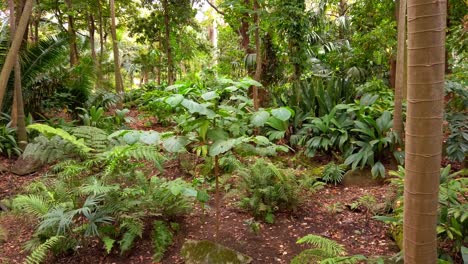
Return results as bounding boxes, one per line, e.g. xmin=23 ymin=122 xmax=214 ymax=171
xmin=403 ymin=0 xmax=446 ymax=263
xmin=8 ymin=0 xmax=28 ymax=149
xmin=162 ymin=0 xmax=173 ymax=85
xmin=64 ymin=0 xmax=79 ymax=66
xmin=0 ymin=0 xmax=34 ymax=111
xmin=393 ymin=0 xmax=407 ymax=140
xmin=110 ymin=0 xmax=124 ymax=108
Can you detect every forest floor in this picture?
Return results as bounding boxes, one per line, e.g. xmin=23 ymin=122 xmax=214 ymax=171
xmin=0 ymin=157 xmax=399 ymax=264
xmin=0 ymin=110 xmax=403 ymax=263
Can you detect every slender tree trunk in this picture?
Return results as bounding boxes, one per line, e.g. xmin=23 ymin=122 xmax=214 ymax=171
xmin=0 ymin=0 xmax=34 ymax=111
xmin=109 ymin=0 xmax=124 ymax=108
xmin=393 ymin=0 xmax=407 ymax=140
xmin=403 ymin=0 xmax=446 ymax=263
xmin=10 ymin=0 xmax=28 ymax=149
xmin=162 ymin=0 xmax=173 ymax=85
xmin=97 ymin=0 xmax=104 ymax=86
xmin=252 ymin=0 xmax=261 ymax=110
xmin=88 ymin=13 xmax=101 ymax=89
xmin=64 ymin=0 xmax=79 ymax=66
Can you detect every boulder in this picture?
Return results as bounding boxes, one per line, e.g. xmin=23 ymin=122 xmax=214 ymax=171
xmin=342 ymin=169 xmax=384 ymax=187
xmin=181 ymin=239 xmax=252 ymax=264
xmin=11 ymin=156 xmax=43 ymax=176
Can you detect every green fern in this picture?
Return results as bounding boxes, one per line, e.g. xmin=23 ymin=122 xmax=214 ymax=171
xmin=152 ymin=220 xmax=174 ymax=262
xmin=22 ymin=135 xmax=77 ymax=163
xmin=71 ymin=126 xmax=109 ymax=152
xmin=12 ymin=194 xmax=51 ymax=217
xmin=28 ymin=124 xmax=93 ymax=153
xmin=102 ymin=144 xmax=166 ymax=175
xmin=297 ymin=235 xmax=346 ymax=256
xmin=79 ymin=177 xmax=119 ymax=195
xmin=119 ymin=217 xmax=144 ymax=254
xmin=292 ymin=235 xmax=367 ymax=264
xmin=25 ymin=236 xmax=64 ymax=264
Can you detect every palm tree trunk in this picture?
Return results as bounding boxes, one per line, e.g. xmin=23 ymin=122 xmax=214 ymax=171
xmin=110 ymin=0 xmax=124 ymax=108
xmin=403 ymin=0 xmax=446 ymax=263
xmin=393 ymin=0 xmax=407 ymax=140
xmin=0 ymin=0 xmax=34 ymax=111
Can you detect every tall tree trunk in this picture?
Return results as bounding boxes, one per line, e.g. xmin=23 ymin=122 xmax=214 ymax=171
xmin=8 ymin=0 xmax=28 ymax=149
xmin=97 ymin=0 xmax=104 ymax=85
xmin=88 ymin=13 xmax=101 ymax=88
xmin=64 ymin=0 xmax=79 ymax=66
xmin=109 ymin=0 xmax=124 ymax=108
xmin=403 ymin=0 xmax=446 ymax=263
xmin=0 ymin=0 xmax=34 ymax=111
xmin=393 ymin=0 xmax=407 ymax=140
xmin=162 ymin=0 xmax=173 ymax=85
xmin=252 ymin=0 xmax=261 ymax=110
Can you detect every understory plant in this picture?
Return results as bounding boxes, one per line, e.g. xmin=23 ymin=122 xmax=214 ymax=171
xmin=236 ymin=158 xmax=300 ymax=223
xmin=291 ymin=234 xmax=366 ymax=264
xmin=12 ymin=125 xmax=206 ymax=263
xmin=293 ymin=93 xmax=402 ymax=178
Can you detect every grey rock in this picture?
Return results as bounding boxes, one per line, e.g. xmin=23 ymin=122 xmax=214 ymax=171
xmin=11 ymin=156 xmax=43 ymax=176
xmin=181 ymin=239 xmax=252 ymax=264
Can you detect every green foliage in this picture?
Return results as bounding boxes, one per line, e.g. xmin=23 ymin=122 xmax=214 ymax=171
xmin=236 ymin=159 xmax=300 ymax=223
xmin=152 ymin=220 xmax=174 ymax=262
xmin=25 ymin=236 xmax=64 ymax=264
xmin=0 ymin=124 xmax=21 ymax=157
xmin=322 ymin=163 xmax=346 ymax=185
xmin=70 ymin=126 xmax=109 ymax=153
xmin=291 ymin=234 xmax=366 ymax=264
xmin=27 ymin=124 xmax=92 ymax=153
xmin=22 ymin=135 xmax=79 ymax=163
xmin=444 ymin=113 xmax=467 ymax=162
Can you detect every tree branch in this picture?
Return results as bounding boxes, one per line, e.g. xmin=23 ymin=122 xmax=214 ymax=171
xmin=206 ymin=0 xmax=225 ymax=16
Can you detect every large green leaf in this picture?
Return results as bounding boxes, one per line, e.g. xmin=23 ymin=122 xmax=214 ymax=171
xmin=162 ymin=136 xmax=189 ymax=153
xmin=140 ymin=131 xmax=161 ymax=145
xmin=209 ymin=138 xmax=237 ymax=156
xmin=371 ymin=161 xmax=385 ymax=178
xmin=201 ymin=91 xmax=219 ymax=101
xmin=251 ymin=110 xmax=270 ymax=127
xmin=271 ymin=107 xmax=293 ymax=121
xmin=181 ymin=99 xmax=215 ymax=118
xmin=165 ymin=94 xmax=184 ymax=107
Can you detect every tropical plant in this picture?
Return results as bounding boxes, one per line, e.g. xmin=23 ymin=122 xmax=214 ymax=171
xmin=0 ymin=124 xmax=22 ymax=157
xmin=321 ymin=162 xmax=346 ymax=185
xmin=236 ymin=159 xmax=300 ymax=223
xmin=291 ymin=234 xmax=366 ymax=264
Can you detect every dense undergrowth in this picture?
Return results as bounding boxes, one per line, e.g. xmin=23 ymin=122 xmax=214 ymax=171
xmin=0 ymin=74 xmax=466 ymax=263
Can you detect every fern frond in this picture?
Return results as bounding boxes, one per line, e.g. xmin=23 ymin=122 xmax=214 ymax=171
xmin=119 ymin=217 xmax=144 ymax=254
xmin=25 ymin=236 xmax=64 ymax=264
xmin=297 ymin=235 xmax=346 ymax=257
xmin=28 ymin=124 xmax=93 ymax=153
xmin=80 ymin=178 xmax=119 ymax=195
xmin=13 ymin=194 xmax=51 ymax=217
xmin=71 ymin=126 xmax=109 ymax=153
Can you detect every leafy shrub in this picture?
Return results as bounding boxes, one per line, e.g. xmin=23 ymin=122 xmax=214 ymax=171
xmin=236 ymin=159 xmax=300 ymax=223
xmin=0 ymin=125 xmax=21 ymax=157
xmin=444 ymin=113 xmax=467 ymax=162
xmin=321 ymin=162 xmax=346 ymax=185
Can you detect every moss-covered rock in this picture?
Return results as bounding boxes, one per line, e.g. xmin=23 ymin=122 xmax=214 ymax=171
xmin=180 ymin=239 xmax=252 ymax=264
xmin=342 ymin=169 xmax=384 ymax=187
